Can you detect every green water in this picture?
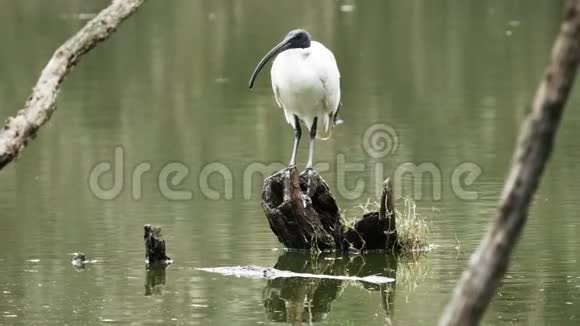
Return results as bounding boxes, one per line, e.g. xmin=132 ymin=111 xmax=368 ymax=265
xmin=1 ymin=0 xmax=579 ymax=325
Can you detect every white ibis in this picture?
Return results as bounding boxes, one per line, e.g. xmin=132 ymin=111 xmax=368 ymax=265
xmin=249 ymin=29 xmax=341 ymax=188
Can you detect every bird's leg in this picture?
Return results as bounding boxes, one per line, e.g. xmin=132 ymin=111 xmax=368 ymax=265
xmin=289 ymin=115 xmax=302 ymax=167
xmin=306 ymin=117 xmax=318 ymax=170
xmin=289 ymin=116 xmax=309 ymax=208
xmin=306 ymin=117 xmax=318 ymax=197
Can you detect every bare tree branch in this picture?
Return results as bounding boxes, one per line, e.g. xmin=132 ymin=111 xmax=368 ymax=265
xmin=0 ymin=0 xmax=146 ymax=171
xmin=439 ymin=1 xmax=580 ymax=325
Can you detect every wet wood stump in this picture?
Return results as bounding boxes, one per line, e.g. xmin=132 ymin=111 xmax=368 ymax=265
xmin=262 ymin=167 xmax=399 ymax=252
xmin=144 ymin=224 xmax=171 ymax=267
xmin=143 ymin=224 xmax=170 ymax=295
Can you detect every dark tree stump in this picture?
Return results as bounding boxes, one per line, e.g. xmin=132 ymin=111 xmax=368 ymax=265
xmin=144 ymin=224 xmax=171 ymax=267
xmin=262 ymin=167 xmax=399 ymax=252
xmin=262 ymin=168 xmax=340 ymax=250
xmin=343 ymin=179 xmax=398 ymax=251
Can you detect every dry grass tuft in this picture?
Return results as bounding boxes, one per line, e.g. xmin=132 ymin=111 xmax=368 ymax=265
xmin=342 ymin=197 xmax=431 ymax=253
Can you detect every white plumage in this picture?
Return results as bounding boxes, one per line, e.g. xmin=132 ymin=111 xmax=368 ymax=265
xmin=249 ymin=29 xmax=341 ymax=173
xmin=271 ymin=41 xmax=341 ymax=135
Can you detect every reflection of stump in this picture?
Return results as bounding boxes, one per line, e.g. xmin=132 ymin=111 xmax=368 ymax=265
xmin=145 ymin=266 xmax=166 ymax=296
xmin=263 ymin=251 xmax=397 ymax=323
xmin=144 ymin=224 xmax=171 ymax=267
xmin=262 ymin=167 xmax=399 ymax=251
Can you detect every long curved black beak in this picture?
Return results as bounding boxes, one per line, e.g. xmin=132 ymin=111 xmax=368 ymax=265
xmin=248 ymin=39 xmax=291 ymax=89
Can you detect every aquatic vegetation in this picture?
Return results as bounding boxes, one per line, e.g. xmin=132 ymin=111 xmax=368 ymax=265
xmin=343 ymin=197 xmax=431 ymax=253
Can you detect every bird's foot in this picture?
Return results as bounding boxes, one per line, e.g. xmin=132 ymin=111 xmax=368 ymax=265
xmin=286 ymin=164 xmax=298 ymax=176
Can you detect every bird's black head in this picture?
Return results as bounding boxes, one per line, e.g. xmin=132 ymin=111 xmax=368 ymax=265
xmin=248 ymin=29 xmax=312 ymax=89
xmin=283 ymin=29 xmax=311 ymax=49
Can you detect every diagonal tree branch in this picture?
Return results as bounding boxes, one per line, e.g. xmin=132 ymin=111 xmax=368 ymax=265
xmin=0 ymin=0 xmax=146 ymax=171
xmin=439 ymin=1 xmax=580 ymax=325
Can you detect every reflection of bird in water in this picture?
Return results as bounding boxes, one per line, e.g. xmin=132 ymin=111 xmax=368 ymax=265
xmin=262 ymin=252 xmax=398 ymax=324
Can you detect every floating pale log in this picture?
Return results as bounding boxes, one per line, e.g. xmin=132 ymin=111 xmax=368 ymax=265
xmin=197 ymin=252 xmax=397 ymax=323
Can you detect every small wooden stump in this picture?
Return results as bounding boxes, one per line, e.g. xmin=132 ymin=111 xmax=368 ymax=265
xmin=262 ymin=167 xmax=399 ymax=252
xmin=143 ymin=224 xmax=170 ymax=295
xmin=144 ymin=224 xmax=171 ymax=267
